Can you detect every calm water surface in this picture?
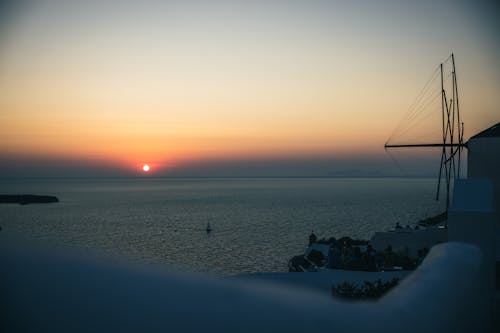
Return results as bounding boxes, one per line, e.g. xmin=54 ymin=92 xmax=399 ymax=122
xmin=0 ymin=177 xmax=444 ymax=275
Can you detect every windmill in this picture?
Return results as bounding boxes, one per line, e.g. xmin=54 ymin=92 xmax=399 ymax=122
xmin=385 ymin=54 xmax=467 ymax=211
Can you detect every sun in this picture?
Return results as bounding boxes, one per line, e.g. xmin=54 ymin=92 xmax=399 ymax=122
xmin=142 ymin=164 xmax=150 ymax=172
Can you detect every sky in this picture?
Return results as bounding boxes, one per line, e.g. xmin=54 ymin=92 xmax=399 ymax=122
xmin=0 ymin=0 xmax=499 ymax=177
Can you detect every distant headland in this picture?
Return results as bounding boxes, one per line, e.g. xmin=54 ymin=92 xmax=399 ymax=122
xmin=0 ymin=195 xmax=59 ymax=205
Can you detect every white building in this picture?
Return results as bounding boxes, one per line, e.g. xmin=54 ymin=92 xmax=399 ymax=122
xmin=467 ymin=122 xmax=500 ymax=226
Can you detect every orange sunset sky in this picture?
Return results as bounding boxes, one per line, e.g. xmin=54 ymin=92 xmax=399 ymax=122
xmin=0 ymin=0 xmax=499 ymax=177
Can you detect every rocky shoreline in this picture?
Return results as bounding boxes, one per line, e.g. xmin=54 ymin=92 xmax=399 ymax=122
xmin=0 ymin=195 xmax=59 ymax=205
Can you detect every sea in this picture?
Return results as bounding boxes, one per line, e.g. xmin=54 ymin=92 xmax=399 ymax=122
xmin=0 ymin=177 xmax=444 ymax=275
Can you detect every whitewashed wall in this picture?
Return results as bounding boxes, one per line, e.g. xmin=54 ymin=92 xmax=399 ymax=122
xmin=0 ymin=239 xmax=486 ymax=333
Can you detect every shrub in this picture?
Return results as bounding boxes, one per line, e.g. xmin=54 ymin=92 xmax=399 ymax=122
xmin=331 ymin=278 xmax=399 ymax=300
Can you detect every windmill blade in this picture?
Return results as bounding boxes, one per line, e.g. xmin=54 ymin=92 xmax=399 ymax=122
xmin=436 ymin=148 xmax=445 ymax=201
xmin=384 ymin=54 xmax=465 ymax=210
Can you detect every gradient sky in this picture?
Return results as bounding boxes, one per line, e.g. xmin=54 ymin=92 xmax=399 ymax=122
xmin=0 ymin=0 xmax=499 ymax=177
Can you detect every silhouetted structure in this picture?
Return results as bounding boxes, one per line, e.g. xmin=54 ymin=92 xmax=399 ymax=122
xmin=385 ymin=53 xmax=465 ymax=210
xmin=0 ymin=195 xmax=59 ymax=205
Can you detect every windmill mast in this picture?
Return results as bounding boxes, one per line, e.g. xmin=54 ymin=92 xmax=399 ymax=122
xmin=384 ymin=54 xmax=466 ymax=210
